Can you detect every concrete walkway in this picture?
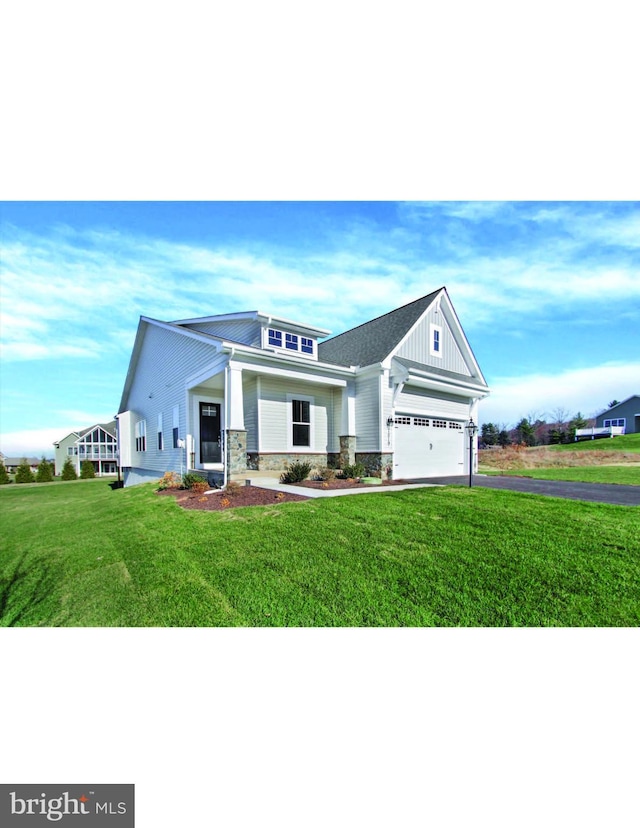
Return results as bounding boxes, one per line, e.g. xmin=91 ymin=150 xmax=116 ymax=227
xmin=241 ymin=472 xmax=640 ymax=506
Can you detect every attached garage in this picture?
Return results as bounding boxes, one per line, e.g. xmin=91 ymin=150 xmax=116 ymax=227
xmin=393 ymin=415 xmax=466 ymax=478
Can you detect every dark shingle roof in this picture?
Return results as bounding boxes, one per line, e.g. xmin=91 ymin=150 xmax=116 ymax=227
xmin=318 ymin=288 xmax=442 ymax=367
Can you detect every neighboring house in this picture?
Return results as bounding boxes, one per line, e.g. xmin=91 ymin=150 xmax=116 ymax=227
xmin=2 ymin=457 xmax=41 ymax=473
xmin=594 ymin=395 xmax=640 ymax=435
xmin=53 ymin=422 xmax=118 ymax=476
xmin=116 ymin=286 xmax=490 ymax=487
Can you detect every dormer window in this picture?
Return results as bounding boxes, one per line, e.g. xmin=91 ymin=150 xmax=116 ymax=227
xmin=268 ymin=329 xmax=282 ymax=347
xmin=265 ymin=326 xmax=316 ymax=358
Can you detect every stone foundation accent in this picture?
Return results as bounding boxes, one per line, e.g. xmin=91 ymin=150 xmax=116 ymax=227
xmin=226 ymin=430 xmax=247 ymax=476
xmin=339 ymin=435 xmax=357 ymax=468
xmin=246 ymin=452 xmax=329 ymax=471
xmin=355 ymin=452 xmax=395 ymax=479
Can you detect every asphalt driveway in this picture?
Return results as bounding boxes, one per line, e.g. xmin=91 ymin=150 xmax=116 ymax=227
xmin=419 ymin=475 xmax=640 ymax=506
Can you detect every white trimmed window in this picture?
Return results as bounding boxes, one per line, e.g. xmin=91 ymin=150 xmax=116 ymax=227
xmin=157 ymin=413 xmax=164 ymax=451
xmin=604 ymin=418 xmax=625 ymax=429
xmin=285 ymin=333 xmax=299 ymax=350
xmin=268 ymin=329 xmax=282 ymax=347
xmin=135 ymin=420 xmax=147 ymax=452
xmin=301 ymin=337 xmax=314 ymax=354
xmin=288 ymin=395 xmax=313 ymax=449
xmin=172 ymin=405 xmax=180 ymax=448
xmin=430 ymin=323 xmax=443 ymax=358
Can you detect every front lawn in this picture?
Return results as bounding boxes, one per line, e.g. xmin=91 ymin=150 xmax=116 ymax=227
xmin=1 ymin=478 xmax=639 ymax=626
xmin=483 ymin=466 xmax=640 ymax=486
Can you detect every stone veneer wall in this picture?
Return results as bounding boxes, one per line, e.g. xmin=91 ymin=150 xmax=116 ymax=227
xmin=339 ymin=435 xmax=356 ymax=467
xmin=355 ymin=452 xmax=395 ymax=479
xmin=226 ymin=430 xmax=247 ymax=475
xmin=246 ymin=452 xmax=329 ymax=471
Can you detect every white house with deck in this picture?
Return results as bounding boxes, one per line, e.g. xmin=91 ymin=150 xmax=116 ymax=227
xmin=116 ymin=287 xmax=490 ymax=486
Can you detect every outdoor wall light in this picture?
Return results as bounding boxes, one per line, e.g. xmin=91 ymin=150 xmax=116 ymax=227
xmin=387 ymin=417 xmax=394 ymax=427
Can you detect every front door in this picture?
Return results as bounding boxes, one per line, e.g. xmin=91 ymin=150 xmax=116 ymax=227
xmin=200 ymin=402 xmax=222 ymax=463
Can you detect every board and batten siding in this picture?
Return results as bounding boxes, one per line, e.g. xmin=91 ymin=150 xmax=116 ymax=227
xmin=396 ymin=385 xmax=470 ymax=421
xmin=181 ymin=319 xmax=262 ymax=348
xmin=258 ymin=376 xmax=336 ymax=453
xmin=397 ymin=306 xmax=471 ymax=376
xmin=354 ymin=371 xmax=381 ymax=451
xmin=123 ymin=322 xmax=218 ymax=475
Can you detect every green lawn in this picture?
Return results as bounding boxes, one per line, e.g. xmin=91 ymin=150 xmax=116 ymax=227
xmin=483 ymin=466 xmax=640 ymax=485
xmin=1 ymin=478 xmax=639 ymax=627
xmin=549 ymin=433 xmax=640 ymax=453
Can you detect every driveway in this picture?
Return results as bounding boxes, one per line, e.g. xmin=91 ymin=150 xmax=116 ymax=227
xmin=420 ymin=475 xmax=640 ymax=506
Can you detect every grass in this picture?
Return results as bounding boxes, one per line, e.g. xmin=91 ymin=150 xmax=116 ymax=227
xmin=550 ymin=433 xmax=640 ymax=453
xmin=1 ymin=478 xmax=639 ymax=627
xmin=483 ymin=466 xmax=640 ymax=485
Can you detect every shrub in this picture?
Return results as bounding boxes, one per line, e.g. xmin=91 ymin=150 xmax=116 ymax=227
xmin=15 ymin=459 xmax=35 ymax=484
xmin=319 ymin=467 xmax=336 ymax=481
xmin=181 ymin=472 xmax=207 ymax=490
xmin=224 ymin=480 xmax=242 ymax=497
xmin=0 ymin=460 xmax=10 ymax=485
xmin=61 ymin=457 xmax=78 ymax=480
xmin=341 ymin=462 xmax=366 ymax=480
xmin=191 ymin=479 xmax=209 ymax=495
xmin=158 ymin=471 xmax=182 ymax=490
xmin=80 ymin=460 xmax=96 ymax=479
xmin=280 ymin=460 xmax=312 ymax=484
xmin=36 ymin=457 xmax=54 ymax=483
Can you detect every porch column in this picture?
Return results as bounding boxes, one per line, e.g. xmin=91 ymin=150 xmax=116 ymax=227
xmin=225 ymin=364 xmax=247 ymax=476
xmin=339 ymin=381 xmax=356 ymax=466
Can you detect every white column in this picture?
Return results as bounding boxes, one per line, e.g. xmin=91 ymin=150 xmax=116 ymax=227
xmin=340 ymin=380 xmax=356 ymax=435
xmin=226 ymin=364 xmax=245 ymax=430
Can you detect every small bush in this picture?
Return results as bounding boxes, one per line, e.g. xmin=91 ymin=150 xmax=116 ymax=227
xmin=319 ymin=467 xmax=336 ymax=481
xmin=181 ymin=472 xmax=206 ymax=490
xmin=224 ymin=480 xmax=242 ymax=497
xmin=191 ymin=479 xmax=209 ymax=495
xmin=158 ymin=471 xmax=182 ymax=490
xmin=0 ymin=460 xmax=10 ymax=485
xmin=280 ymin=461 xmax=312 ymax=484
xmin=60 ymin=457 xmax=78 ymax=480
xmin=341 ymin=462 xmax=366 ymax=480
xmin=36 ymin=457 xmax=54 ymax=483
xmin=15 ymin=459 xmax=35 ymax=484
xmin=80 ymin=460 xmax=96 ymax=479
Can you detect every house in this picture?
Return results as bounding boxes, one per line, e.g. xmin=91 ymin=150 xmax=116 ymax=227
xmin=2 ymin=457 xmax=42 ymax=474
xmin=594 ymin=395 xmax=640 ymax=435
xmin=53 ymin=422 xmax=118 ymax=476
xmin=116 ymin=287 xmax=490 ymax=487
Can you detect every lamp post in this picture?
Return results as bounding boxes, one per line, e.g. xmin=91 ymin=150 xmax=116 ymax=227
xmin=465 ymin=418 xmax=478 ymax=487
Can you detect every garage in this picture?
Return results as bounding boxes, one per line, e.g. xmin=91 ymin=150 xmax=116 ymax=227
xmin=393 ymin=415 xmax=466 ymax=478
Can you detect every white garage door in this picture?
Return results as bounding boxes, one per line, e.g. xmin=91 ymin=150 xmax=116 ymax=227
xmin=394 ymin=415 xmax=465 ymax=478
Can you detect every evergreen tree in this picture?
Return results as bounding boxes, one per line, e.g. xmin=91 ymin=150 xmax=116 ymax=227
xmin=568 ymin=412 xmax=588 ymax=440
xmin=36 ymin=457 xmax=54 ymax=482
xmin=61 ymin=457 xmax=78 ymax=480
xmin=0 ymin=460 xmax=10 ymax=484
xmin=80 ymin=460 xmax=96 ymax=479
xmin=481 ymin=422 xmax=498 ymax=446
xmin=498 ymin=429 xmax=511 ymax=448
xmin=515 ymin=417 xmax=536 ymax=446
xmin=15 ymin=458 xmax=35 ymax=483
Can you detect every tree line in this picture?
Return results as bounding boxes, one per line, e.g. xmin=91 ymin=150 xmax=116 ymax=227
xmin=0 ymin=457 xmax=97 ymax=484
xmin=480 ymin=400 xmax=621 ymax=448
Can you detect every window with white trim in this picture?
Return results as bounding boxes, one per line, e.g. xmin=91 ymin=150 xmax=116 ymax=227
xmin=290 ymin=396 xmax=312 ymax=448
xmin=268 ymin=329 xmax=282 ymax=347
xmin=430 ymin=323 xmax=443 ymax=358
xmin=135 ymin=420 xmax=147 ymax=452
xmin=172 ymin=405 xmax=180 ymax=448
xmin=285 ymin=333 xmax=299 ymax=350
xmin=301 ymin=337 xmax=313 ymax=354
xmin=604 ymin=418 xmax=625 ymax=429
xmin=157 ymin=413 xmax=163 ymax=451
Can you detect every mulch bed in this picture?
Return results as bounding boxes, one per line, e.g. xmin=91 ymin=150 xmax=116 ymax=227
xmin=156 ymin=485 xmax=310 ymax=511
xmin=294 ymin=478 xmax=397 ymax=490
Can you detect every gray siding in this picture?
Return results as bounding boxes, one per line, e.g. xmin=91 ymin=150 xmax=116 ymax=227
xmin=181 ymin=319 xmax=262 ymax=347
xmin=244 ymin=376 xmax=259 ymax=451
xmin=595 ymin=396 xmax=640 ymax=433
xmin=397 ymin=306 xmax=471 ymax=376
xmin=354 ymin=372 xmax=380 ymax=451
xmin=396 ymin=385 xmax=470 ymax=420
xmin=124 ymin=323 xmax=218 ymax=476
xmin=258 ymin=376 xmax=335 ymax=453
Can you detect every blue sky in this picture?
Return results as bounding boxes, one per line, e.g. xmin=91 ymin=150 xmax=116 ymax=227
xmin=1 ymin=200 xmax=638 ymax=456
